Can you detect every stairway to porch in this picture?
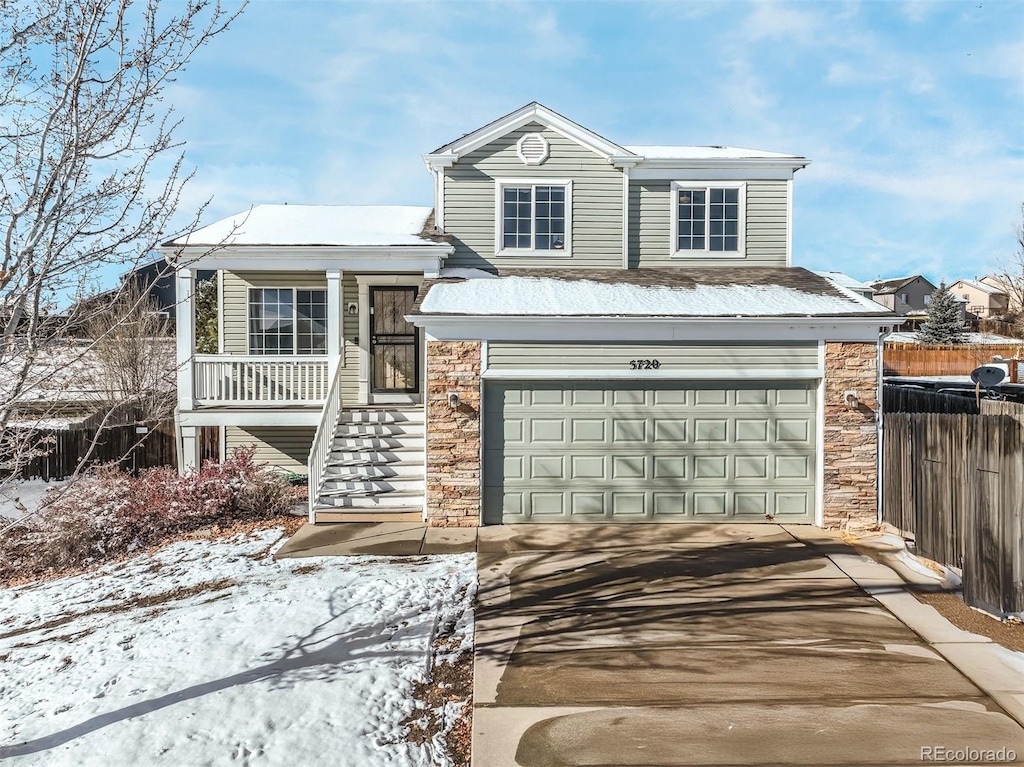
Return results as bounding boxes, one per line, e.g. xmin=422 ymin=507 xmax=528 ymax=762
xmin=312 ymin=406 xmax=426 ymax=522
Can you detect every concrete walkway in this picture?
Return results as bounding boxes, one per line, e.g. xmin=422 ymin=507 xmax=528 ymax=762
xmin=474 ymin=524 xmax=1024 ymax=767
xmin=274 ymin=521 xmax=477 ymax=557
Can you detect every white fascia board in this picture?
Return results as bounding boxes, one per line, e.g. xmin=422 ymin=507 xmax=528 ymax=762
xmin=163 ymin=246 xmax=451 ymax=273
xmin=409 ymin=315 xmax=898 ymax=343
xmin=178 ymin=408 xmax=323 ymax=427
xmin=427 ymin=103 xmax=637 ymax=165
xmin=631 ymin=166 xmax=798 ymax=181
xmin=634 ymin=157 xmax=810 ymax=172
xmin=482 ymin=367 xmax=821 ymax=381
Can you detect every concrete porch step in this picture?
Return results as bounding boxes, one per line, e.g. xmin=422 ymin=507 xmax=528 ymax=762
xmin=324 ymin=462 xmax=424 ymax=481
xmin=332 ymin=436 xmax=425 ymax=451
xmin=334 ymin=422 xmax=424 ymax=439
xmin=328 ymin=450 xmax=422 ymax=465
xmin=320 ymin=478 xmax=425 ymax=496
xmin=339 ymin=408 xmax=425 ymax=425
xmin=316 ymin=491 xmax=424 ymax=509
xmin=312 ymin=509 xmax=423 ymax=523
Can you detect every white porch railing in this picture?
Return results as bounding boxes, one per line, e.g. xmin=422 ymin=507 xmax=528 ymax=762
xmin=308 ymin=359 xmax=344 ymax=519
xmin=193 ymin=355 xmax=330 ymax=405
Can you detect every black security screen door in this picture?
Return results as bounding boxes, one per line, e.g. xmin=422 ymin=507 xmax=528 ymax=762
xmin=370 ymin=287 xmax=419 ymax=394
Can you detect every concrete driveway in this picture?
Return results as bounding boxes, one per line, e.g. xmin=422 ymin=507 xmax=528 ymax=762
xmin=473 ymin=524 xmax=1024 ymax=766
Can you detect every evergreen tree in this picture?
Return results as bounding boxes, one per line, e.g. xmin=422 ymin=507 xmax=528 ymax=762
xmin=919 ymin=282 xmax=965 ymax=344
xmin=194 ymin=277 xmax=220 ymax=354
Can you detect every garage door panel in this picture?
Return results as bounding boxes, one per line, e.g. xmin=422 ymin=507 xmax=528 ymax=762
xmin=484 ymin=381 xmax=816 ymax=523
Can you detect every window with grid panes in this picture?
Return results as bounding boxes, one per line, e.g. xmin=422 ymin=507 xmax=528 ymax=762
xmin=501 ymin=184 xmax=566 ymax=251
xmin=248 ymin=288 xmax=327 ymax=354
xmin=673 ymin=183 xmax=743 ymax=254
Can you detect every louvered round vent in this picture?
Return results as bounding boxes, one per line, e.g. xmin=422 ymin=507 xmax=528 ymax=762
xmin=517 ymin=133 xmax=549 ymax=165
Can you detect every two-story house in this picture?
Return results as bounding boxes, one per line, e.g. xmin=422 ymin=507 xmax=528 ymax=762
xmin=165 ymin=103 xmax=896 ymax=530
xmin=949 ymin=278 xmax=1009 ymax=319
xmin=869 ymin=276 xmax=936 ymax=316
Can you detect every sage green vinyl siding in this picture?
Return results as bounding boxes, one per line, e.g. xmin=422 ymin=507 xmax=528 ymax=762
xmin=225 ymin=426 xmax=315 ymax=473
xmin=444 ymin=122 xmax=624 ymax=269
xmin=628 ymin=180 xmax=788 ymax=268
xmin=483 ymin=381 xmax=817 ymax=524
xmin=487 ymin=342 xmax=818 ymax=373
xmin=220 ymin=270 xmax=360 ymax=402
xmin=222 ymin=271 xmax=328 ymax=354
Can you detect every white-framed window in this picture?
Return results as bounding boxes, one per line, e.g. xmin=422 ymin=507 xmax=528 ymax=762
xmin=923 ymin=294 xmax=932 ymax=305
xmin=900 ymin=293 xmax=909 ymax=304
xmin=670 ymin=181 xmax=745 ymax=257
xmin=494 ymin=178 xmax=572 ymax=256
xmin=248 ymin=288 xmax=327 ymax=355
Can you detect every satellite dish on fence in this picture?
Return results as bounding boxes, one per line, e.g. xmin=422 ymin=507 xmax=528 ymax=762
xmin=970 ymin=365 xmax=1006 ymax=387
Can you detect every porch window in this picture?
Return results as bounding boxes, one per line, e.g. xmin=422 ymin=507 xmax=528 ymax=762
xmin=248 ymin=288 xmax=327 ymax=355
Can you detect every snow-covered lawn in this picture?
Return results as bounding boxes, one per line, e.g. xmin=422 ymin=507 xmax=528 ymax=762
xmin=0 ymin=529 xmax=476 ymax=766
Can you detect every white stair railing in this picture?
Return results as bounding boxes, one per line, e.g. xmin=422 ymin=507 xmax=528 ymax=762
xmin=307 ymin=359 xmax=344 ymax=520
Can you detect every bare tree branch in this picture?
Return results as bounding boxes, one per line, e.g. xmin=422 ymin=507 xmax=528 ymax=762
xmin=0 ymin=0 xmax=246 ymax=510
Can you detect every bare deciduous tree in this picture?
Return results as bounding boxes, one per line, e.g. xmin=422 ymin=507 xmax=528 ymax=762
xmin=989 ymin=204 xmax=1024 ymax=329
xmin=82 ymin=280 xmax=176 ymax=422
xmin=0 ymin=0 xmax=245 ymax=521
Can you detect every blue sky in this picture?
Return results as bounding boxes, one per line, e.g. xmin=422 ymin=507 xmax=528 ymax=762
xmin=159 ymin=0 xmax=1023 ymax=286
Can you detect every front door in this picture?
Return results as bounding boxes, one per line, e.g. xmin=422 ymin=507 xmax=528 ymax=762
xmin=370 ymin=287 xmax=420 ymax=396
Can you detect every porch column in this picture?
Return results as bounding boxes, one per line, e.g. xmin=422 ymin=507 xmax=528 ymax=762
xmin=179 ymin=425 xmax=198 ymax=473
xmin=326 ymin=269 xmax=342 ymax=371
xmin=175 ymin=269 xmax=195 ymax=410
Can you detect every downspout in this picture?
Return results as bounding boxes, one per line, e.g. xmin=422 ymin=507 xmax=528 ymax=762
xmin=876 ymin=325 xmax=893 ymax=525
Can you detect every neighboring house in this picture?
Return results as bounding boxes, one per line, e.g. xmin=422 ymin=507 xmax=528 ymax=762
xmin=979 ymin=275 xmax=1021 ymax=313
xmin=869 ymin=276 xmax=936 ymax=315
xmin=164 ymin=102 xmax=896 ymax=530
xmin=814 ymin=271 xmax=875 ymax=301
xmin=948 ymin=279 xmax=1009 ymax=320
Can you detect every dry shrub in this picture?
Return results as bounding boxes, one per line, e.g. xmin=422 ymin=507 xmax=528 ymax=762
xmin=0 ymin=447 xmax=304 ymax=581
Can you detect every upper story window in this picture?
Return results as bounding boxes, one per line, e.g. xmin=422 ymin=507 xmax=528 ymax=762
xmin=671 ymin=181 xmax=745 ymax=257
xmin=248 ymin=288 xmax=327 ymax=355
xmin=495 ymin=179 xmax=572 ymax=256
xmin=924 ymin=294 xmax=932 ymax=305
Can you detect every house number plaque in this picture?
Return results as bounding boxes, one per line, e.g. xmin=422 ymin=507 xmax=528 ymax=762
xmin=629 ymin=359 xmax=661 ymax=370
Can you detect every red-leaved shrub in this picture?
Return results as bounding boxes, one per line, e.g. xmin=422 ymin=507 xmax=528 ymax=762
xmin=0 ymin=447 xmax=304 ymax=580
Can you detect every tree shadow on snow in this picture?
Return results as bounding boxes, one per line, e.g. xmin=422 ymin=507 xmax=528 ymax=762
xmin=0 ymin=588 xmax=431 ymax=758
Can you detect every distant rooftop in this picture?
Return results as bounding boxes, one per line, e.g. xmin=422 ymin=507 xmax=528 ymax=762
xmin=953 ymin=278 xmax=1007 ymax=295
xmin=814 ymin=270 xmax=874 ymax=292
xmin=167 ymin=205 xmax=438 ymax=248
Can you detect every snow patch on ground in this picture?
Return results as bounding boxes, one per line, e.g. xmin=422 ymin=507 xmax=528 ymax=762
xmin=0 ymin=479 xmax=67 ymax=521
xmin=421 ymin=275 xmax=889 ymax=316
xmin=0 ymin=530 xmax=476 ymax=766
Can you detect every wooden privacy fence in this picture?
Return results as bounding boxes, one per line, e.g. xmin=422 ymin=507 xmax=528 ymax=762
xmin=3 ymin=421 xmax=183 ymax=481
xmin=883 ymin=412 xmax=1024 ymax=615
xmin=884 ymin=342 xmax=1023 ymax=378
xmin=883 ymin=385 xmax=981 ymax=415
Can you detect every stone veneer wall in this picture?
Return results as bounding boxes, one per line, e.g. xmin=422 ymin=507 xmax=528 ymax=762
xmin=425 ymin=341 xmax=482 ymax=527
xmin=823 ymin=342 xmax=879 ymax=529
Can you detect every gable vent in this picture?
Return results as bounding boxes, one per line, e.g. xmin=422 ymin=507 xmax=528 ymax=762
xmin=517 ymin=133 xmax=549 ymax=166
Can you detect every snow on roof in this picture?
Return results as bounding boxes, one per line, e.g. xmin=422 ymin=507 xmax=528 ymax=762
xmin=168 ymin=205 xmax=438 ymax=247
xmin=624 ymin=145 xmax=804 ymax=161
xmin=814 ymin=271 xmax=874 ymax=292
xmin=418 ymin=268 xmax=891 ymax=318
xmin=871 ymin=275 xmax=927 ymax=294
xmin=953 ymin=278 xmax=1007 ymax=295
